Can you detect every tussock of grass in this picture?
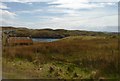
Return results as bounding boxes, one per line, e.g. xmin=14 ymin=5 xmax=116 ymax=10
xmin=3 ymin=36 xmax=119 ymax=79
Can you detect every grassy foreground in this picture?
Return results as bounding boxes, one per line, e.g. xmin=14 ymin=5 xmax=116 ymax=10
xmin=3 ymin=36 xmax=119 ymax=79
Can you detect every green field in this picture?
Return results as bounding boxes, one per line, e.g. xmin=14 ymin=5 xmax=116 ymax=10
xmin=2 ymin=35 xmax=119 ymax=80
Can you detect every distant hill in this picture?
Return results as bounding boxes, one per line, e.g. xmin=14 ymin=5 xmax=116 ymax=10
xmin=1 ymin=26 xmax=118 ymax=38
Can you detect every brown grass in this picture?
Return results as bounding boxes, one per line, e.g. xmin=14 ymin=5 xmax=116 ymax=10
xmin=3 ymin=36 xmax=119 ymax=76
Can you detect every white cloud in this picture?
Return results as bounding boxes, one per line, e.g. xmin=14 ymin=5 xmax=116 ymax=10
xmin=16 ymin=9 xmax=43 ymax=14
xmin=0 ymin=2 xmax=8 ymax=9
xmin=0 ymin=4 xmax=17 ymax=26
xmin=0 ymin=3 xmax=34 ymax=27
xmin=0 ymin=11 xmax=16 ymax=26
xmin=49 ymin=0 xmax=117 ymax=9
xmin=0 ymin=0 xmax=119 ymax=2
xmin=84 ymin=15 xmax=118 ymax=27
xmin=0 ymin=18 xmax=15 ymax=26
xmin=50 ymin=3 xmax=102 ymax=9
xmin=28 ymin=2 xmax=33 ymax=5
xmin=0 ymin=2 xmax=15 ymax=19
xmin=0 ymin=9 xmax=16 ymax=19
xmin=90 ymin=0 xmax=119 ymax=2
xmin=29 ymin=12 xmax=117 ymax=32
xmin=0 ymin=1 xmax=118 ymax=32
xmin=0 ymin=0 xmax=54 ymax=3
xmin=0 ymin=2 xmax=16 ymax=25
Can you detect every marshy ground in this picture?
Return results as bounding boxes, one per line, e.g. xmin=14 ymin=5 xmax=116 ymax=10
xmin=2 ymin=36 xmax=119 ymax=80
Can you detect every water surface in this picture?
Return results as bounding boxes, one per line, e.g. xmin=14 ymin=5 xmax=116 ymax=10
xmin=32 ymin=38 xmax=59 ymax=42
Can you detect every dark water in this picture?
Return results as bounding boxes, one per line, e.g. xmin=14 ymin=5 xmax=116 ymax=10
xmin=32 ymin=38 xmax=59 ymax=42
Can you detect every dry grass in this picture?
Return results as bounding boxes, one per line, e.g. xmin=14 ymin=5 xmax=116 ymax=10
xmin=3 ymin=36 xmax=119 ymax=78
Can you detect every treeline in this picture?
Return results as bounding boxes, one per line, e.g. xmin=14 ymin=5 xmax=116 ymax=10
xmin=1 ymin=26 xmax=118 ymax=38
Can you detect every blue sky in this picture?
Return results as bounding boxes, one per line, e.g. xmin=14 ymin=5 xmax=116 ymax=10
xmin=0 ymin=0 xmax=119 ymax=32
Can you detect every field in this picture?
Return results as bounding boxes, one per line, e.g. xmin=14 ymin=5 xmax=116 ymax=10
xmin=2 ymin=36 xmax=119 ymax=80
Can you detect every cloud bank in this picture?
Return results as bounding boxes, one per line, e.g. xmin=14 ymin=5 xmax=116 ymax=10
xmin=0 ymin=0 xmax=118 ymax=32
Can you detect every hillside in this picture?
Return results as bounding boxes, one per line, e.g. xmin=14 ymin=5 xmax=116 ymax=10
xmin=1 ymin=26 xmax=119 ymax=79
xmin=1 ymin=26 xmax=118 ymax=38
xmin=3 ymin=36 xmax=119 ymax=79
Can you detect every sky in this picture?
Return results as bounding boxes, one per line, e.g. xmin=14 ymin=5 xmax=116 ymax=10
xmin=0 ymin=0 xmax=119 ymax=32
